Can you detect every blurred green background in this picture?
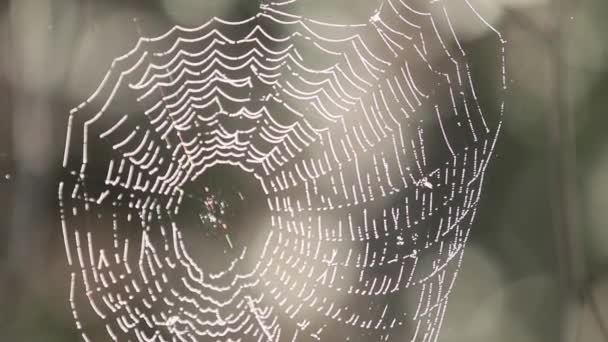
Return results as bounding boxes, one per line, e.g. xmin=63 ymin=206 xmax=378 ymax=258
xmin=0 ymin=0 xmax=606 ymax=341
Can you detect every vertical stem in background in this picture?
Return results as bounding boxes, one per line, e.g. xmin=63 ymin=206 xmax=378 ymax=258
xmin=0 ymin=1 xmax=17 ymax=329
xmin=0 ymin=3 xmax=14 ymax=260
xmin=550 ymin=0 xmax=585 ymax=341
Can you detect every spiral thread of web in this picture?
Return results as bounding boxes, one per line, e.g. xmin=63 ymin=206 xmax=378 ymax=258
xmin=58 ymin=1 xmax=505 ymax=341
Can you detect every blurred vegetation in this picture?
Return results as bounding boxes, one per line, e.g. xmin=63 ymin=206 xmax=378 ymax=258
xmin=0 ymin=0 xmax=606 ymax=341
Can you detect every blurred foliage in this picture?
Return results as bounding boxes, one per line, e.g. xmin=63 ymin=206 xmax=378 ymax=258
xmin=0 ymin=0 xmax=606 ymax=341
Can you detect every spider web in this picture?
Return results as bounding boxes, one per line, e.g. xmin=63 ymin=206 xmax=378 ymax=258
xmin=58 ymin=1 xmax=506 ymax=341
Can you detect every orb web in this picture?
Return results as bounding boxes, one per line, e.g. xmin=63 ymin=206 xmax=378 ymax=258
xmin=58 ymin=1 xmax=506 ymax=341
